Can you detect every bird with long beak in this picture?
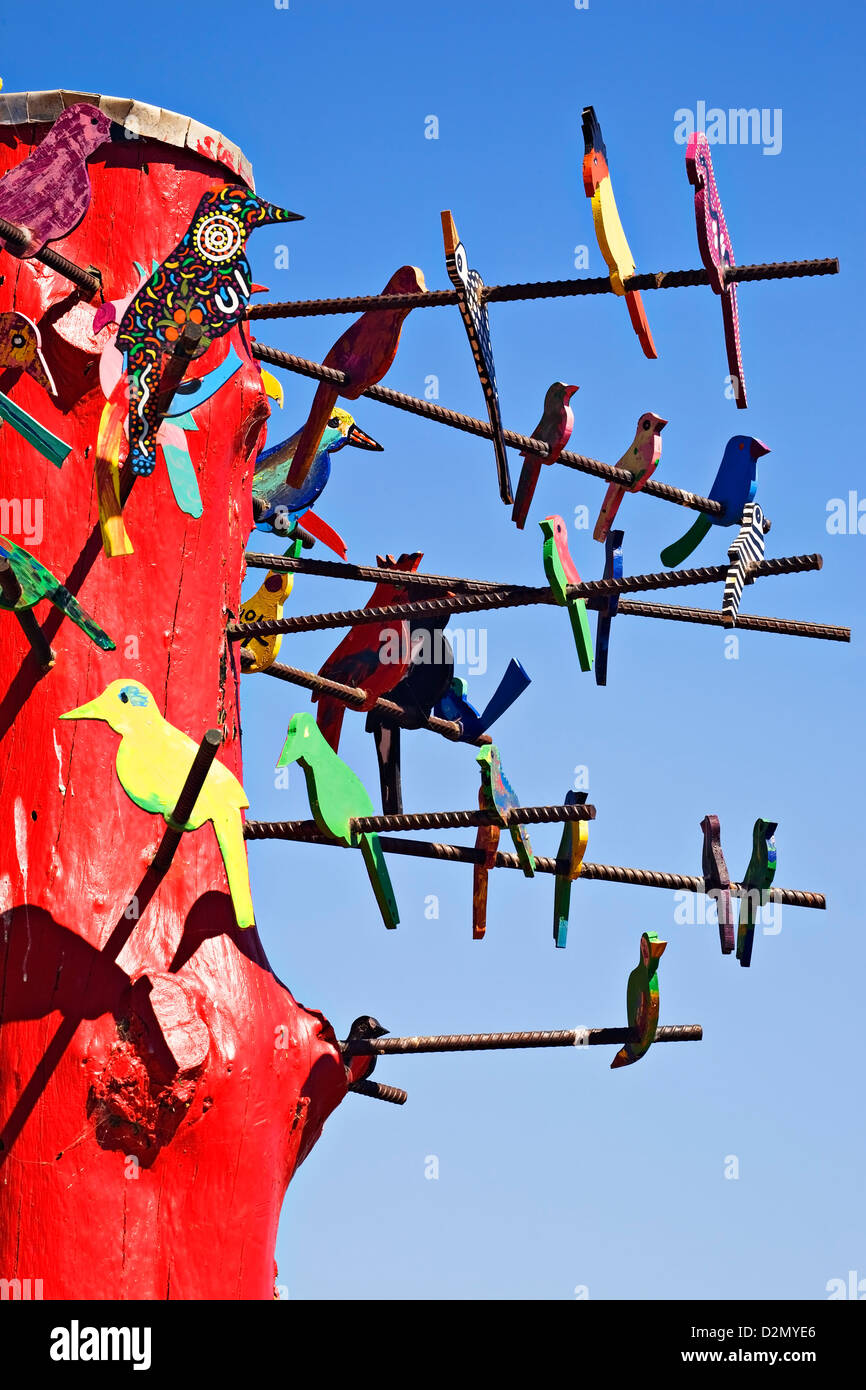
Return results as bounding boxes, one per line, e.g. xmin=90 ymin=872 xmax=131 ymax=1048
xmin=286 ymin=265 xmax=425 ymax=491
xmin=512 ymin=382 xmax=579 ymax=530
xmin=0 ymin=102 xmax=131 ymax=257
xmin=660 ymin=435 xmax=770 ymax=568
xmin=252 ymin=406 xmax=382 ymax=558
xmin=593 ymin=412 xmax=667 ymax=542
xmin=59 ymin=681 xmax=255 ymax=930
xmin=610 ymin=932 xmax=666 ymax=1069
xmin=581 ymin=106 xmax=657 ymax=360
xmin=116 ymin=185 xmax=302 ymax=477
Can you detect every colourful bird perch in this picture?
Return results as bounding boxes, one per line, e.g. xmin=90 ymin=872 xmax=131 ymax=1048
xmin=540 ymin=514 xmax=594 ymax=672
xmin=276 ymin=711 xmax=399 ymax=930
xmin=512 ymin=382 xmax=578 ymax=530
xmin=552 ymin=789 xmax=589 ymax=949
xmin=736 ymin=818 xmax=777 ymax=967
xmin=477 ymin=744 xmax=535 ymax=877
xmin=659 ymin=435 xmax=770 ymax=568
xmin=581 ymin=106 xmax=657 ymax=359
xmin=59 ymin=681 xmax=255 ymax=929
xmin=0 ymin=534 xmax=114 ymax=651
xmin=610 ymin=932 xmax=666 ymax=1069
xmin=593 ymin=412 xmax=667 ymax=542
xmin=286 ymin=265 xmax=425 ymax=490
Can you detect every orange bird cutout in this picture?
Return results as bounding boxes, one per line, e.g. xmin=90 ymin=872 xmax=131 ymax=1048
xmin=286 ymin=266 xmax=426 ymax=489
xmin=581 ymin=107 xmax=657 ymax=360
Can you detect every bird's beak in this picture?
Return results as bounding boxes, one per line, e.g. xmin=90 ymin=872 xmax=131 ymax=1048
xmin=657 ymin=418 xmax=669 ymax=431
xmin=751 ymin=438 xmax=771 ymax=459
xmin=59 ymin=695 xmax=107 ymax=721
xmin=276 ymin=737 xmax=298 ymax=767
xmin=346 ymin=424 xmax=383 ymax=452
xmin=255 ymin=198 xmax=304 ymax=225
xmin=109 ymin=121 xmax=139 ymax=142
xmin=648 ymin=939 xmax=667 ymax=962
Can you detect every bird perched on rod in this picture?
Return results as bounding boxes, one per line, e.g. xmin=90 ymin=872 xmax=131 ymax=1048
xmin=736 ymin=818 xmax=777 ymax=968
xmin=593 ymin=412 xmax=667 ymax=542
xmin=343 ymin=1015 xmax=389 ymax=1083
xmin=60 ymin=681 xmax=255 ymax=929
xmin=659 ymin=435 xmax=769 ymax=568
xmin=1 ymin=535 xmax=114 ymax=651
xmin=0 ymin=310 xmax=70 ymax=467
xmin=433 ymin=658 xmax=531 ymax=743
xmin=594 ymin=528 xmax=623 ymax=688
xmin=610 ymin=932 xmax=666 ymax=1069
xmin=0 ymin=102 xmax=128 ymax=257
xmin=237 ymin=538 xmax=303 ymax=673
xmin=721 ymin=501 xmax=765 ymax=626
xmin=116 ymin=185 xmax=302 ymax=476
xmin=286 ymin=265 xmax=426 ymax=490
xmin=512 ymin=382 xmax=579 ymax=529
xmin=540 ymin=515 xmax=594 ymax=672
xmin=477 ymin=744 xmax=535 ymax=877
xmin=276 ymin=711 xmax=400 ymax=930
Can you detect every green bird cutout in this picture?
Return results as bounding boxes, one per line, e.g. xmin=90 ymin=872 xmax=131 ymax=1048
xmin=60 ymin=681 xmax=255 ymax=929
xmin=736 ymin=818 xmax=777 ymax=967
xmin=540 ymin=515 xmax=593 ymax=672
xmin=276 ymin=712 xmax=399 ymax=929
xmin=477 ymin=744 xmax=535 ymax=876
xmin=611 ymin=931 xmax=666 ymax=1069
xmin=1 ymin=534 xmax=114 ymax=651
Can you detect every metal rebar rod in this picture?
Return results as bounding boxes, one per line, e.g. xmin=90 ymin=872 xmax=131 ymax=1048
xmin=342 ymin=1024 xmax=704 ymax=1055
xmin=244 ymin=655 xmax=492 ymax=746
xmin=0 ymin=558 xmax=56 ymax=669
xmin=250 ymin=341 xmax=730 ymax=518
xmin=245 ymin=803 xmax=595 ymax=841
xmin=0 ymin=215 xmax=102 ymax=296
xmin=152 ymin=729 xmax=223 ymax=874
xmin=243 ymin=820 xmax=825 ymax=909
xmin=228 ymin=553 xmax=825 ymax=642
xmin=348 ymin=1078 xmax=408 ymax=1104
xmin=245 ymin=257 xmax=838 ymax=319
xmin=616 ymin=599 xmax=850 ymax=642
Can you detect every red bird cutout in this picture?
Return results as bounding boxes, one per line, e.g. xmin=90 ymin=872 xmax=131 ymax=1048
xmin=287 ymin=266 xmax=426 ymax=489
xmin=314 ymin=552 xmax=424 ymax=752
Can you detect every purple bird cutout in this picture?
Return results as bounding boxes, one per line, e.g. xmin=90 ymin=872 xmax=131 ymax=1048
xmin=0 ymin=103 xmax=122 ymax=257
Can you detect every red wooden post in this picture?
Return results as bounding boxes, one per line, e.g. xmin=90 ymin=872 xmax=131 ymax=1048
xmin=0 ymin=91 xmax=347 ymax=1300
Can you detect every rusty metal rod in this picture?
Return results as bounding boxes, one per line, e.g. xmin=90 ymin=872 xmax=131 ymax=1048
xmin=347 ymin=1078 xmax=408 ymax=1105
xmin=246 ymin=257 xmax=839 ymax=319
xmin=246 ymin=802 xmax=595 ymax=840
xmin=342 ymin=1024 xmax=704 ymax=1055
xmin=616 ymin=599 xmax=849 ymax=642
xmin=243 ymin=821 xmax=825 ymax=909
xmin=0 ymin=558 xmax=56 ymax=669
xmin=152 ymin=728 xmax=223 ymax=874
xmin=228 ymin=553 xmax=825 ymax=642
xmin=0 ymin=215 xmax=102 ymax=296
xmin=243 ymin=655 xmax=492 ymax=746
xmin=251 ymin=342 xmax=731 ymax=518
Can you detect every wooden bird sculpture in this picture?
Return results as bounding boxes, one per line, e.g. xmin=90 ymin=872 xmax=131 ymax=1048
xmin=594 ymin=528 xmax=623 ymax=687
xmin=593 ymin=413 xmax=667 ymax=542
xmin=314 ymin=551 xmax=424 ymax=753
xmin=660 ymin=436 xmax=770 ymax=568
xmin=472 ymin=779 xmax=500 ymax=941
xmin=581 ymin=106 xmax=657 ymax=359
xmin=512 ymin=382 xmax=579 ymax=529
xmin=477 ymin=744 xmax=535 ymax=877
xmin=610 ymin=932 xmax=666 ymax=1069
xmin=687 ymin=133 xmax=746 ymax=407
xmin=736 ymin=818 xmax=777 ymax=968
xmin=276 ymin=712 xmax=399 ymax=930
xmin=700 ymin=813 xmax=734 ymax=955
xmin=116 ymin=186 xmax=301 ymax=476
xmin=553 ymin=790 xmax=589 ymax=949
xmin=286 ymin=266 xmax=425 ymax=490
xmin=433 ymin=659 xmax=531 ymax=743
xmin=0 ymin=311 xmax=70 ymax=467
xmin=442 ymin=211 xmax=512 ymax=505
xmin=237 ymin=539 xmax=303 ymax=673
xmin=540 ymin=515 xmax=594 ymax=672
xmin=60 ymin=681 xmax=255 ymax=929
xmin=0 ymin=102 xmax=125 ymax=257
xmin=722 ymin=502 xmax=765 ymax=626
xmin=1 ymin=535 xmax=114 ymax=651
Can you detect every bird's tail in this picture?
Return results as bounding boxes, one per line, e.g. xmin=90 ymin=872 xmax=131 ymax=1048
xmin=212 ymin=811 xmax=256 ymax=929
xmin=509 ymin=822 xmax=536 ymax=877
xmin=660 ymin=513 xmax=712 ymax=568
xmin=625 ymin=290 xmax=657 ymax=360
xmin=48 ymin=584 xmax=116 ymax=651
xmin=359 ymin=833 xmax=399 ymax=929
xmin=286 ymin=384 xmax=340 ymax=489
xmin=567 ymin=599 xmax=594 ymax=673
xmin=512 ymin=457 xmax=542 ymax=529
xmin=475 ymin=658 xmax=531 ymax=735
xmin=593 ymin=481 xmax=625 ymax=543
xmin=315 ymin=697 xmax=346 ymax=753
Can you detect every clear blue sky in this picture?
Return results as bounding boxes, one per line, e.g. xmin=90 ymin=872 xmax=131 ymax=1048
xmin=3 ymin=0 xmax=863 ymax=1300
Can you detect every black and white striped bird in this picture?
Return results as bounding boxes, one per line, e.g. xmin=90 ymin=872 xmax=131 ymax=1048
xmin=722 ymin=502 xmax=764 ymax=625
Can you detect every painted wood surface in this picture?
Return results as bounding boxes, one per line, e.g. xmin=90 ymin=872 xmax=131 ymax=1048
xmin=700 ymin=813 xmax=734 ymax=954
xmin=593 ymin=412 xmax=667 ymax=542
xmin=433 ymin=658 xmax=531 ymax=743
xmin=736 ymin=818 xmax=777 ymax=967
xmin=238 ymin=538 xmax=303 ymax=673
xmin=660 ymin=435 xmax=770 ymax=567
xmin=686 ymin=133 xmax=746 ymax=408
xmin=511 ymin=382 xmax=578 ymax=529
xmin=540 ymin=514 xmax=594 ymax=672
xmin=552 ymin=789 xmax=589 ymax=948
xmin=610 ymin=932 xmax=666 ymax=1068
xmin=477 ymin=744 xmax=535 ymax=876
xmin=0 ymin=112 xmax=347 ymax=1300
xmin=722 ymin=501 xmax=765 ymax=626
xmin=594 ymin=528 xmax=623 ymax=687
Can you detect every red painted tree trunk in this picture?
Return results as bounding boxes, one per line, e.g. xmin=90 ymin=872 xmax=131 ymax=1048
xmin=0 ymin=93 xmax=347 ymax=1299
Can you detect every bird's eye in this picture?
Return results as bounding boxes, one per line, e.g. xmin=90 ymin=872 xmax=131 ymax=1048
xmin=119 ymin=691 xmax=129 ymax=704
xmin=642 ymin=419 xmax=650 ymax=430
xmin=327 ymin=416 xmax=340 ymax=428
xmin=91 ymin=117 xmax=99 ymax=125
xmin=11 ymin=334 xmax=24 ymax=348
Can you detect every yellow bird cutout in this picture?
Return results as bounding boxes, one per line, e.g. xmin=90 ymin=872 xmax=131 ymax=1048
xmin=238 ymin=540 xmax=301 ymax=672
xmin=60 ymin=680 xmax=255 ymax=929
xmin=260 ymin=367 xmax=284 ymax=409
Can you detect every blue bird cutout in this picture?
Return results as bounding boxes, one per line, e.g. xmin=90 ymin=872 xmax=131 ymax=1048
xmin=595 ymin=528 xmax=623 ymax=686
xmin=660 ymin=436 xmax=770 ymax=567
xmin=252 ymin=406 xmax=382 ymax=536
xmin=433 ymin=659 xmax=531 ymax=743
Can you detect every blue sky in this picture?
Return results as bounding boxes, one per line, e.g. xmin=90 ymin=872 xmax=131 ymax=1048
xmin=3 ymin=0 xmax=864 ymax=1299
